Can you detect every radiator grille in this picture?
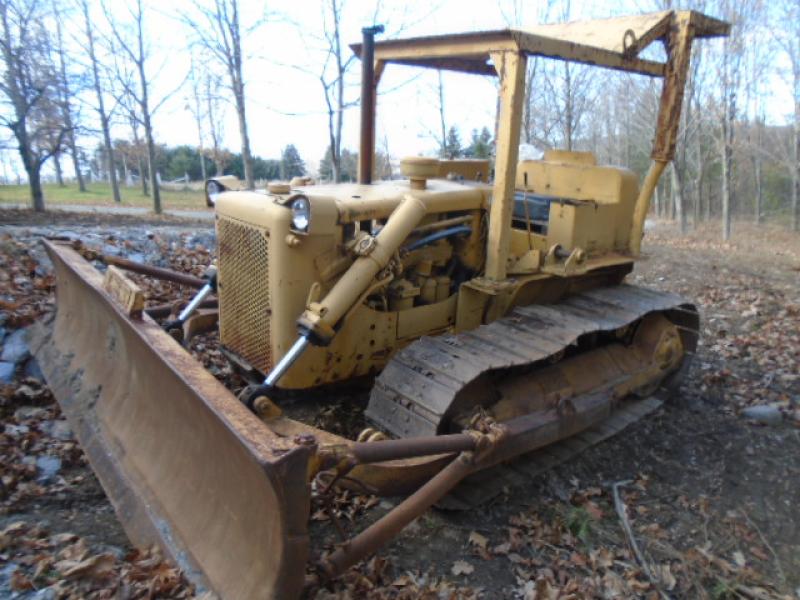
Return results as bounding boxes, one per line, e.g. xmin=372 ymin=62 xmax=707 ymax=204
xmin=217 ymin=217 xmax=272 ymax=373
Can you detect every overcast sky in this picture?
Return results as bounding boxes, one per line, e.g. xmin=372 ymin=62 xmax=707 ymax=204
xmin=3 ymin=0 xmax=796 ymax=180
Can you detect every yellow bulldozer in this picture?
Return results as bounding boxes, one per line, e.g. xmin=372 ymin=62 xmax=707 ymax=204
xmin=32 ymin=10 xmax=728 ymax=599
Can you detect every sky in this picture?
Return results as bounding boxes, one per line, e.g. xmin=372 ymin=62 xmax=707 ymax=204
xmin=2 ymin=0 xmax=796 ymax=181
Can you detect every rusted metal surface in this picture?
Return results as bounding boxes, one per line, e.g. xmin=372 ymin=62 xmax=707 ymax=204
xmin=651 ymin=13 xmax=695 ymax=162
xmin=367 ymin=284 xmax=699 ymax=438
xmin=100 ymin=254 xmax=206 ymax=288
xmin=319 ymin=451 xmax=478 ymax=580
xmin=319 ymin=432 xmax=478 ymax=470
xmin=438 ymin=395 xmax=664 ymax=510
xmin=358 ymin=26 xmax=383 ymax=184
xmin=31 ymin=241 xmax=311 ymax=600
xmin=181 ymin=308 xmax=219 ymax=344
xmin=321 ymin=384 xmax=649 ymax=580
xmin=144 ymin=299 xmax=217 ymax=319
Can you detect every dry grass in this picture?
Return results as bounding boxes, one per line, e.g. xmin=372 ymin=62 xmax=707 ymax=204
xmin=0 ymin=181 xmax=207 ymax=210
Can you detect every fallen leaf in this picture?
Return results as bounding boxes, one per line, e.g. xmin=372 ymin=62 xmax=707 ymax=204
xmin=733 ymin=550 xmax=746 ymax=567
xmin=584 ymin=500 xmax=604 ymax=520
xmin=57 ymin=552 xmax=116 ymax=580
xmin=749 ymin=545 xmax=769 ymax=561
xmin=10 ymin=569 xmax=33 ymax=591
xmin=468 ymin=531 xmax=488 ymax=550
xmin=655 ymin=563 xmax=677 ymax=591
xmin=451 ymin=559 xmax=474 ymax=576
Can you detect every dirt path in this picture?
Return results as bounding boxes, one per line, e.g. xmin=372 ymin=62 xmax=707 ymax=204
xmin=1 ymin=217 xmax=797 ymax=599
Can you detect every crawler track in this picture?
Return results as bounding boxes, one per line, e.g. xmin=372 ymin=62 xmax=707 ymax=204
xmin=366 ymin=284 xmax=700 ymax=505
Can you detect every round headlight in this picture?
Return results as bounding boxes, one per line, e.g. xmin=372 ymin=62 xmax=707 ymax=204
xmin=206 ymin=180 xmax=223 ymax=205
xmin=291 ymin=197 xmax=310 ymax=231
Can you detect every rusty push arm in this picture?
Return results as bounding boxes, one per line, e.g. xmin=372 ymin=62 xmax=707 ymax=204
xmin=317 ymin=451 xmax=478 ymax=580
xmin=314 ymin=389 xmax=616 ymax=583
xmin=75 ymin=247 xmax=206 ymax=288
xmin=630 ymin=12 xmax=695 ymax=255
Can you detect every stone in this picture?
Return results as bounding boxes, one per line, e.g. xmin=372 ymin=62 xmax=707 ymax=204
xmin=23 ymin=358 xmax=44 ymax=381
xmin=101 ymin=243 xmax=122 ymax=256
xmin=14 ymin=406 xmax=47 ymax=421
xmin=4 ymin=424 xmax=29 ymax=436
xmin=42 ymin=419 xmax=73 ymax=441
xmin=35 ymin=455 xmax=62 ymax=482
xmin=0 ymin=361 xmax=14 ymax=384
xmin=0 ymin=328 xmax=30 ymax=364
xmin=31 ymin=587 xmax=57 ymax=600
xmin=96 ymin=544 xmax=126 ymax=560
xmin=741 ymin=404 xmax=783 ymax=426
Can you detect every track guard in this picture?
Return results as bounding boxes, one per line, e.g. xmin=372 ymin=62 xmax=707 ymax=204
xmin=31 ymin=241 xmax=311 ymax=600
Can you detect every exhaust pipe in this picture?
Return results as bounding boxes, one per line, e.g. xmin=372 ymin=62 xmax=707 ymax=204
xmin=358 ymin=24 xmax=384 ymax=184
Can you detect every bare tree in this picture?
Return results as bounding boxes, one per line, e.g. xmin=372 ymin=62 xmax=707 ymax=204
xmin=188 ymin=56 xmax=207 ymax=182
xmin=319 ymin=0 xmax=349 ymax=183
xmin=128 ymin=109 xmax=148 ymax=196
xmin=103 ymin=0 xmax=163 ymax=213
xmin=53 ymin=1 xmax=85 ymax=191
xmin=774 ymin=0 xmax=799 ymax=231
xmin=182 ymin=0 xmax=255 ymax=189
xmin=203 ymin=72 xmax=230 ymax=176
xmin=79 ymin=0 xmax=119 ymax=202
xmin=716 ymin=0 xmax=760 ymax=240
xmin=436 ymin=71 xmax=447 ymax=156
xmin=0 ymin=0 xmax=66 ymax=210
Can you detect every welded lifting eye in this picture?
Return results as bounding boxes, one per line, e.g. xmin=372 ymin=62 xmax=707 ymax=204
xmin=622 ymin=29 xmax=637 ymax=57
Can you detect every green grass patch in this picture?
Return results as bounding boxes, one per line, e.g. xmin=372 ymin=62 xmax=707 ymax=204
xmin=0 ymin=182 xmax=208 ymax=210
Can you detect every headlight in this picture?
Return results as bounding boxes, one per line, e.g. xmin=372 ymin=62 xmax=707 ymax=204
xmin=290 ymin=197 xmax=310 ymax=231
xmin=206 ymin=180 xmax=223 ymax=205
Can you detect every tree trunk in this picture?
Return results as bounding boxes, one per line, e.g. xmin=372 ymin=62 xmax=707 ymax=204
xmin=233 ymin=79 xmax=254 ymax=189
xmin=69 ymin=140 xmax=85 ymax=192
xmin=54 ymin=153 xmax=64 ymax=187
xmin=136 ymin=45 xmax=160 ymax=212
xmin=564 ymin=62 xmax=573 ymax=151
xmin=793 ymin=113 xmax=799 ymax=232
xmin=83 ymin=0 xmax=120 ymax=202
xmin=693 ymin=121 xmax=704 ymax=225
xmin=226 ymin=0 xmax=254 ymax=190
xmin=102 ymin=114 xmax=120 ymax=202
xmin=671 ymin=163 xmax=687 ymax=234
xmin=753 ymin=153 xmax=762 ymax=226
xmin=653 ymin=183 xmax=661 ymax=220
xmin=137 ymin=153 xmax=148 ymax=196
xmin=21 ymin=147 xmax=45 ymax=212
xmin=143 ymin=118 xmax=160 ymax=212
xmin=29 ymin=169 xmax=45 ymax=212
xmin=55 ymin=10 xmax=85 ymax=193
xmin=721 ymin=137 xmax=732 ymax=241
xmin=438 ymin=71 xmax=447 ymax=156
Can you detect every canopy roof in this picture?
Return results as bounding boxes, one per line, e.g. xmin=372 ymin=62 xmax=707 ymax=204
xmin=350 ymin=10 xmax=729 ymax=78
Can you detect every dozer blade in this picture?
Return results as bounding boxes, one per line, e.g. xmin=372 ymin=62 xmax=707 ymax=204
xmin=30 ymin=241 xmax=311 ymax=600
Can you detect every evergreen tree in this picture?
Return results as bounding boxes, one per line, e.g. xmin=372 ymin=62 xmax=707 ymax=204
xmin=443 ymin=126 xmax=462 ymax=159
xmin=466 ymin=127 xmax=492 ymax=159
xmin=319 ymin=146 xmax=357 ymax=182
xmin=280 ymin=145 xmax=305 ymax=179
